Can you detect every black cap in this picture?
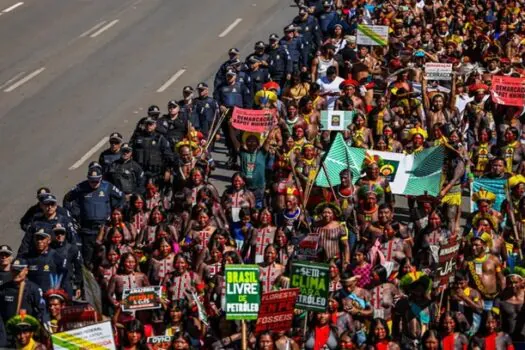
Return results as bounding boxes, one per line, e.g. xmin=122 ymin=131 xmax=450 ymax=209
xmin=109 ymin=132 xmax=123 ymax=143
xmin=0 ymin=245 xmax=13 ymax=256
xmin=323 ymin=0 xmax=332 ymax=7
xmin=226 ymin=69 xmax=237 ymax=76
xmin=284 ymin=24 xmax=296 ymax=32
xmin=147 ymin=105 xmax=161 ymax=116
xmin=12 ymin=259 xmax=28 ymax=271
xmin=39 ymin=194 xmax=57 ymax=205
xmin=144 ymin=116 xmax=156 ymax=124
xmin=121 ymin=143 xmax=132 ymax=152
xmin=269 ymin=33 xmax=280 ymax=41
xmin=197 ymin=82 xmax=208 ymax=89
xmin=248 ymin=56 xmax=261 ymax=64
xmin=52 ymin=223 xmax=66 ymax=232
xmin=255 ymin=41 xmax=266 ymax=49
xmin=87 ymin=167 xmax=103 ymax=181
xmin=228 ymin=48 xmax=240 ymax=55
xmin=88 ymin=161 xmax=102 ymax=170
xmin=183 ymin=86 xmax=194 ymax=93
xmin=34 ymin=228 xmax=51 ymax=238
xmin=36 ymin=187 xmax=51 ymax=199
xmin=299 ymin=6 xmax=308 ymax=15
xmin=167 ymin=100 xmax=179 ymax=108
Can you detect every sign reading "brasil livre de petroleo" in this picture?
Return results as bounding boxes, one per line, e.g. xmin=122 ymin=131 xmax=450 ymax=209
xmin=225 ymin=264 xmax=260 ymax=320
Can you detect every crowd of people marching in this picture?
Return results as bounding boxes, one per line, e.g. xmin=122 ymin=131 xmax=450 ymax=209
xmin=2 ymin=0 xmax=525 ymax=348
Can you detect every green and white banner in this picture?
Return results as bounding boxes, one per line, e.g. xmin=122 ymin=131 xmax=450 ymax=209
xmin=51 ymin=321 xmax=115 ymax=350
xmin=290 ymin=261 xmax=330 ymax=312
xmin=225 ymin=265 xmax=260 ymax=320
xmin=357 ymin=24 xmax=389 ymax=46
xmin=315 ymin=134 xmax=445 ymax=197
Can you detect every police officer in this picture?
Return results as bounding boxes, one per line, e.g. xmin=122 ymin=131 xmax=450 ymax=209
xmin=98 ymin=132 xmax=123 ymax=174
xmin=18 ymin=229 xmax=67 ymax=294
xmin=107 ymin=143 xmax=145 ymax=197
xmin=51 ymin=224 xmax=83 ymax=298
xmin=18 ymin=194 xmax=78 ymax=256
xmin=214 ymin=69 xmax=252 ymax=167
xmin=317 ymin=0 xmax=340 ymax=37
xmin=280 ymin=24 xmax=306 ymax=73
xmin=0 ymin=246 xmax=13 ymax=287
xmin=267 ymin=33 xmax=293 ymax=87
xmin=194 ymin=82 xmax=219 ymax=137
xmin=246 ymin=56 xmax=271 ymax=97
xmin=131 ymin=105 xmax=161 ymax=143
xmin=19 ymin=187 xmax=73 ymax=232
xmin=157 ymin=100 xmax=188 ymax=147
xmin=247 ymin=41 xmax=270 ymax=66
xmin=214 ymin=48 xmax=241 ymax=89
xmin=293 ymin=6 xmax=323 ymax=56
xmin=131 ymin=117 xmax=175 ymax=181
xmin=178 ymin=86 xmax=200 ymax=129
xmin=0 ymin=260 xmax=46 ymax=326
xmin=63 ymin=167 xmax=124 ymax=266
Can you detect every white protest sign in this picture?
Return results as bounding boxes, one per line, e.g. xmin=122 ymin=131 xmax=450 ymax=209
xmin=52 ymin=321 xmax=116 ymax=350
xmin=425 ymin=63 xmax=453 ymax=81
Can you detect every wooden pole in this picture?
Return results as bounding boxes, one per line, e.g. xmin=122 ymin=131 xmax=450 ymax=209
xmin=241 ymin=320 xmax=247 ymax=350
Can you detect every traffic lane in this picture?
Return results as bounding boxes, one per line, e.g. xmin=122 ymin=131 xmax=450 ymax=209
xmin=0 ymin=0 xmax=296 ymax=247
xmin=0 ymin=0 xmax=139 ymax=84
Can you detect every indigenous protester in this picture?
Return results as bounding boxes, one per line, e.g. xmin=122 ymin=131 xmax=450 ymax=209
xmin=8 ymin=0 xmax=525 ymax=348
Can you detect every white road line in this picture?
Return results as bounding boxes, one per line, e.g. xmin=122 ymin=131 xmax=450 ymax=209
xmin=0 ymin=71 xmax=25 ymax=89
xmin=2 ymin=2 xmax=24 ymax=13
xmin=3 ymin=67 xmax=45 ymax=92
xmin=218 ymin=18 xmax=242 ymax=38
xmin=89 ymin=19 xmax=119 ymax=38
xmin=69 ymin=137 xmax=109 ymax=170
xmin=156 ymin=69 xmax=186 ymax=92
xmin=79 ymin=21 xmax=107 ymax=38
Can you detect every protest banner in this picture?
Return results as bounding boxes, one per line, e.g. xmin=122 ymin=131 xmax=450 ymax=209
xmin=290 ymin=261 xmax=330 ymax=311
xmin=231 ymin=107 xmax=275 ymax=133
xmin=52 ymin=321 xmax=116 ymax=350
xmin=356 ymin=24 xmax=388 ymax=46
xmin=295 ymin=234 xmax=320 ymax=261
xmin=225 ymin=264 xmax=260 ymax=320
xmin=191 ymin=291 xmax=209 ymax=326
xmin=121 ymin=286 xmax=162 ymax=312
xmin=433 ymin=239 xmax=461 ymax=289
xmin=470 ymin=177 xmax=507 ymax=212
xmin=255 ymin=288 xmax=300 ymax=334
xmin=316 ymin=134 xmax=445 ymax=196
xmin=425 ymin=63 xmax=453 ymax=81
xmin=491 ymin=75 xmax=525 ymax=107
xmin=147 ymin=336 xmax=173 ymax=349
xmin=320 ymin=110 xmax=355 ymax=131
xmin=59 ymin=305 xmax=100 ymax=331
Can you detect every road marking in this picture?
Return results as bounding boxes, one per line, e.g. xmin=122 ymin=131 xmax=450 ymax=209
xmin=157 ymin=69 xmax=186 ymax=92
xmin=2 ymin=2 xmax=23 ymax=13
xmin=69 ymin=137 xmax=109 ymax=170
xmin=79 ymin=21 xmax=107 ymax=38
xmin=3 ymin=67 xmax=45 ymax=92
xmin=218 ymin=18 xmax=242 ymax=38
xmin=0 ymin=71 xmax=25 ymax=89
xmin=89 ymin=19 xmax=119 ymax=38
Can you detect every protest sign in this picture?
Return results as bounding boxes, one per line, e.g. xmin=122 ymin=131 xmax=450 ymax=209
xmin=147 ymin=336 xmax=173 ymax=349
xmin=320 ymin=110 xmax=355 ymax=131
xmin=231 ymin=107 xmax=275 ymax=133
xmin=290 ymin=261 xmax=330 ymax=311
xmin=225 ymin=264 xmax=260 ymax=320
xmin=295 ymin=235 xmax=320 ymax=261
xmin=122 ymin=286 xmax=162 ymax=312
xmin=470 ymin=177 xmax=507 ymax=212
xmin=52 ymin=321 xmax=116 ymax=350
xmin=59 ymin=305 xmax=100 ymax=331
xmin=425 ymin=63 xmax=453 ymax=81
xmin=255 ymin=288 xmax=300 ymax=334
xmin=191 ymin=291 xmax=209 ymax=326
xmin=357 ymin=24 xmax=388 ymax=46
xmin=433 ymin=239 xmax=460 ymax=289
xmin=491 ymin=75 xmax=525 ymax=107
xmin=316 ymin=134 xmax=444 ymax=196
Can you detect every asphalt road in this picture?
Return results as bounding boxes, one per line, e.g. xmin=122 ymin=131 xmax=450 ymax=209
xmin=0 ymin=0 xmax=297 ymax=248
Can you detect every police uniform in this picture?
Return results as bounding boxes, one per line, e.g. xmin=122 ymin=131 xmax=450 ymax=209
xmin=63 ymin=170 xmax=124 ymax=264
xmin=267 ymin=40 xmax=293 ymax=86
xmin=131 ymin=130 xmax=175 ymax=178
xmin=157 ymin=114 xmax=188 ymax=147
xmin=279 ymin=31 xmax=307 ymax=73
xmin=317 ymin=7 xmax=339 ymax=37
xmin=107 ymin=156 xmax=145 ymax=195
xmin=246 ymin=58 xmax=271 ymax=97
xmin=194 ymin=84 xmax=219 ymax=136
xmin=19 ymin=247 xmax=67 ymax=293
xmin=98 ymin=149 xmax=121 ymax=175
xmin=293 ymin=14 xmax=323 ymax=56
xmin=52 ymin=240 xmax=82 ymax=297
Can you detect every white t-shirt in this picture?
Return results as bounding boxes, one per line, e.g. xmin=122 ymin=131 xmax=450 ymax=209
xmin=317 ymin=76 xmax=344 ymax=110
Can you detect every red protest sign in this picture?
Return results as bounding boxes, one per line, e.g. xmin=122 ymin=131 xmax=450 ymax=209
xmin=255 ymin=288 xmax=299 ymax=334
xmin=434 ymin=238 xmax=460 ymax=289
xmin=231 ymin=107 xmax=275 ymax=133
xmin=491 ymin=75 xmax=525 ymax=107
